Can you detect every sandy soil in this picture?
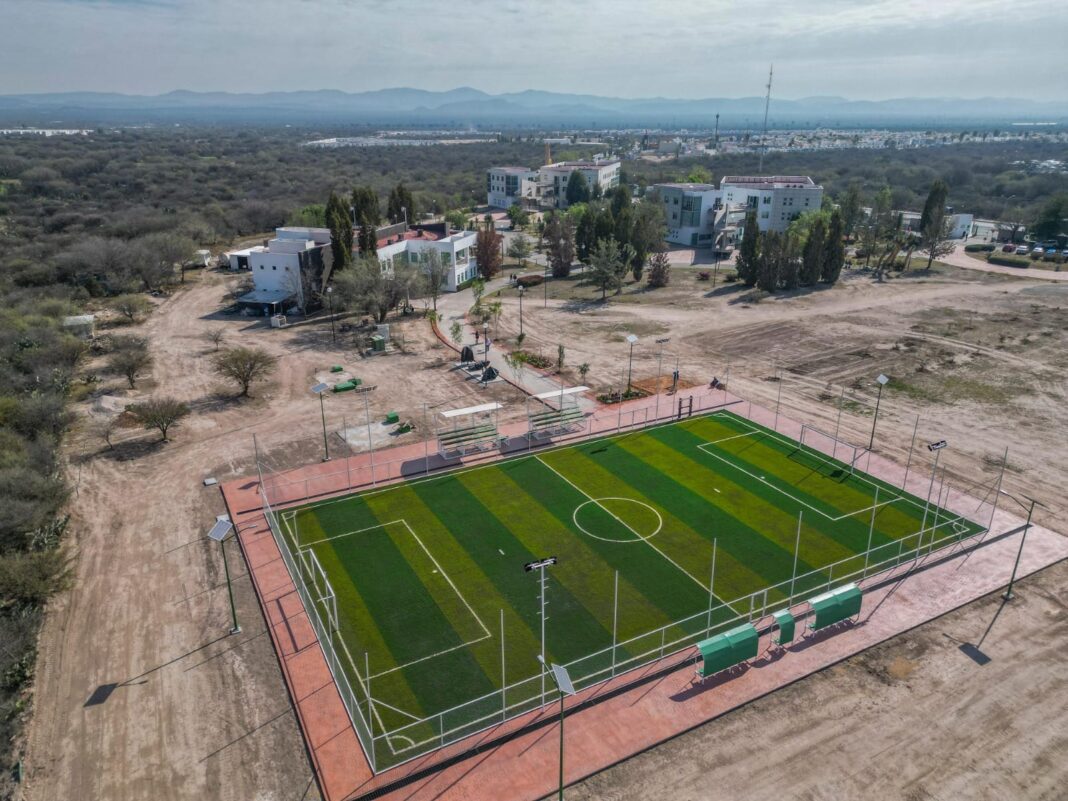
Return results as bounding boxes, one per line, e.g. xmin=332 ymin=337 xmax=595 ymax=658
xmin=569 ymin=558 xmax=1068 ymax=801
xmin=21 ymin=257 xmax=1068 ymax=801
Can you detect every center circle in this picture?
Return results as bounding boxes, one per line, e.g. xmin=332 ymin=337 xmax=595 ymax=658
xmin=573 ymin=498 xmax=663 ymax=543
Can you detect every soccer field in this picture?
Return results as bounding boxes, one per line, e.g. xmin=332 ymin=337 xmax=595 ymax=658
xmin=275 ymin=410 xmax=982 ymax=769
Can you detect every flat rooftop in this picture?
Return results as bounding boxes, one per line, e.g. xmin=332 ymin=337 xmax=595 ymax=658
xmin=721 ymin=175 xmax=817 ymax=189
xmin=656 ymin=182 xmax=717 ymax=191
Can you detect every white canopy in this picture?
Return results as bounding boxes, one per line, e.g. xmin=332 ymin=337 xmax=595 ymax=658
xmin=441 ymin=402 xmax=503 ymax=419
xmin=532 ymin=386 xmax=589 ymax=401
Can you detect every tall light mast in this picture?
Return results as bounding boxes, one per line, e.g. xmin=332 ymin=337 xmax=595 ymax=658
xmin=758 ymin=64 xmax=773 ymax=173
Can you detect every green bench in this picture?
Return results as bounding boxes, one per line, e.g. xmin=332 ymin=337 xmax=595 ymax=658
xmin=806 ymin=583 xmax=862 ymax=632
xmin=695 ymin=623 xmax=758 ymax=681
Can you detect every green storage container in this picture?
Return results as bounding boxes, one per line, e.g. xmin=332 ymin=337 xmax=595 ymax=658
xmin=385 ymin=411 xmax=399 ymax=424
xmin=773 ymin=610 xmax=795 ymax=646
xmin=371 ymin=335 xmax=386 ymax=352
xmin=330 ymin=365 xmax=343 ymax=373
xmin=332 ymin=380 xmax=356 ymax=393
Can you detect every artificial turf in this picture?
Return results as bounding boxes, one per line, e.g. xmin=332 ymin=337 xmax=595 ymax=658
xmin=280 ymin=410 xmax=982 ymax=767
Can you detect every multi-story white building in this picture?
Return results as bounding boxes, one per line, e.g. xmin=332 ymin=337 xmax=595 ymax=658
xmin=719 ymin=176 xmax=824 ymax=233
xmin=486 ymin=166 xmax=539 ymax=209
xmin=230 ymin=227 xmax=332 ymax=315
xmin=539 ymin=159 xmax=621 ymax=209
xmin=373 ymin=224 xmax=480 ymax=292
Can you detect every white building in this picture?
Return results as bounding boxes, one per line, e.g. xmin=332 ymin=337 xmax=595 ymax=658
xmin=719 ymin=176 xmax=824 ymax=233
xmin=486 ymin=166 xmax=539 ymax=209
xmin=230 ymin=227 xmax=332 ymax=315
xmin=539 ymin=160 xmax=621 ymax=209
xmin=373 ymin=226 xmax=480 ymax=292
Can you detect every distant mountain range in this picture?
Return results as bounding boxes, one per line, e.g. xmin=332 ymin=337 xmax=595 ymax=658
xmin=1 ymin=87 xmax=1066 ymax=128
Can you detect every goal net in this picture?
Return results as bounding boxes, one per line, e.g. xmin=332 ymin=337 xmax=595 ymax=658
xmin=798 ymin=424 xmax=865 ymax=476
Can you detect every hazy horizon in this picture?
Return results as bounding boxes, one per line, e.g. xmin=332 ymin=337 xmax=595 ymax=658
xmin=4 ymin=0 xmax=1065 ymax=102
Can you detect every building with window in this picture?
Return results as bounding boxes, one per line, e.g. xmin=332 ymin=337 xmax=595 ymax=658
xmin=371 ymin=223 xmax=480 ymax=292
xmin=719 ymin=176 xmax=824 ymax=233
xmin=231 ymin=227 xmax=333 ymax=316
xmin=538 ymin=159 xmax=621 ymax=209
xmin=486 ymin=166 xmax=539 ymax=209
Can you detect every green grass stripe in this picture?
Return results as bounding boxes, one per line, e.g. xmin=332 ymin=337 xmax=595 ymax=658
xmin=309 ymin=502 xmax=497 ymax=723
xmin=541 ymin=442 xmax=793 ymax=602
xmin=681 ymin=415 xmax=919 ymax=540
xmin=490 ymin=458 xmax=704 ymax=639
xmin=292 ymin=509 xmax=428 ymax=734
xmin=640 ymin=424 xmax=882 ymax=563
xmin=408 ymin=473 xmax=603 ymax=676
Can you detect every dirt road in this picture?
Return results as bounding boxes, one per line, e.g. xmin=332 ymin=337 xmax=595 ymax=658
xmin=940 ymin=244 xmax=1068 ymax=281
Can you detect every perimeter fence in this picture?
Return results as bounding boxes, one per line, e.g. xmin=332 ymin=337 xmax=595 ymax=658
xmin=254 ymin=380 xmax=1012 ymax=772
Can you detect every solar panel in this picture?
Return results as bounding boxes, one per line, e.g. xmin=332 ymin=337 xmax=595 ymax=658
xmin=207 ymin=519 xmax=233 ymax=542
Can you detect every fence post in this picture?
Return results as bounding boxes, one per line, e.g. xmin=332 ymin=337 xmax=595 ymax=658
xmin=988 ymin=446 xmax=1008 ymax=532
xmin=364 ymin=651 xmax=372 ymax=722
xmin=789 ymin=511 xmax=802 ymax=604
xmin=832 ymin=387 xmax=844 ymax=460
xmin=439 ymin=712 xmax=445 ymax=746
xmin=863 ymin=486 xmax=879 ymax=577
xmin=902 ymin=414 xmax=919 ymax=490
xmin=500 ymin=609 xmax=506 ymax=721
xmin=659 ymin=627 xmax=666 ymax=657
xmin=705 ymin=539 xmax=718 ymax=635
xmin=611 ymin=571 xmax=619 ymax=677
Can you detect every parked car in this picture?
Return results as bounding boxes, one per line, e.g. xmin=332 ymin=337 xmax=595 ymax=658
xmin=1015 ymin=245 xmax=1029 ymax=255
xmin=1032 ymin=246 xmax=1045 ymax=256
xmin=1045 ymin=248 xmax=1058 ymax=256
xmin=1001 ymin=243 xmax=1016 ymax=252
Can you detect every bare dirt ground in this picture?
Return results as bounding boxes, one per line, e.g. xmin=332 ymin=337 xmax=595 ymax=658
xmin=20 ymin=257 xmax=1068 ymax=801
xmin=569 ymin=558 xmax=1068 ymax=801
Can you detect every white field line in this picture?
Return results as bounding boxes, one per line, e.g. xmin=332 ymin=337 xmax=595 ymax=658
xmin=302 ymin=518 xmax=491 ymax=683
xmin=534 ymin=455 xmax=712 ymax=595
xmin=696 ymin=441 xmax=905 ymax=523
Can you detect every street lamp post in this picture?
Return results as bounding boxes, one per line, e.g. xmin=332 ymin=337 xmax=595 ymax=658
xmin=326 ymin=285 xmax=336 ymax=344
xmin=207 ymin=520 xmax=240 ymax=635
xmin=518 ymin=285 xmax=525 ymax=337
xmin=483 ymin=322 xmax=489 ymax=363
xmin=537 ymin=654 xmax=576 ymax=801
xmin=312 ymin=383 xmax=330 ymax=461
xmin=626 ymin=334 xmax=638 ymax=392
xmin=920 ymin=439 xmax=947 ymax=545
xmin=868 ymin=373 xmax=889 ymax=450
xmin=999 ymin=491 xmax=1043 ymax=601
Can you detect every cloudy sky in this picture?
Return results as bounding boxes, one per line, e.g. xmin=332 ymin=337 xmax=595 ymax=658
xmin=4 ymin=0 xmax=1065 ymax=100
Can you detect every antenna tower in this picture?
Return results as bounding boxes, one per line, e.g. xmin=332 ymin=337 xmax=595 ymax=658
xmin=758 ymin=64 xmax=773 ymax=173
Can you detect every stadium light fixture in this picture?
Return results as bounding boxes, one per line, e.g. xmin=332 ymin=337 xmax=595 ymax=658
xmin=207 ymin=519 xmax=240 ymax=635
xmin=626 ymin=334 xmax=639 ymax=392
xmin=998 ymin=490 xmax=1044 ymax=601
xmin=311 ymin=382 xmax=330 ymax=462
xmin=919 ymin=439 xmax=948 ymax=541
xmin=525 ymin=557 xmax=557 ymax=707
xmin=868 ymin=373 xmax=890 ymax=450
xmin=537 ymin=654 xmax=576 ymax=801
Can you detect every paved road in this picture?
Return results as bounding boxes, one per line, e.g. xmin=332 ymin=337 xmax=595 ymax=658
xmin=940 ymin=244 xmax=1068 ymax=282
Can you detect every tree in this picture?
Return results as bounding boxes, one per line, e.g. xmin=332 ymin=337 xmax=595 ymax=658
xmin=205 ymin=328 xmax=225 ymax=351
xmin=578 ymin=362 xmax=590 ymax=383
xmin=821 ymin=209 xmax=846 ymax=284
xmin=133 ymin=232 xmax=196 ymax=289
xmin=685 ymin=165 xmax=713 ymax=184
xmin=860 ymin=187 xmax=893 ymax=269
xmin=588 ymin=238 xmax=632 ymax=300
xmin=543 ymin=213 xmax=576 ymax=278
xmin=445 ymin=210 xmax=468 ymax=231
xmin=213 ymin=347 xmax=277 ymax=398
xmin=475 ymin=226 xmax=503 ymax=280
xmin=387 ymin=183 xmax=415 ymax=224
xmin=288 ymin=204 xmax=327 ymax=228
xmin=507 ymin=232 xmax=532 ymax=268
xmin=627 ymin=198 xmax=666 ymax=279
xmin=128 ymin=397 xmax=189 ymax=442
xmin=506 ymin=204 xmax=530 ymax=230
xmin=470 ymin=277 xmax=485 ymax=309
xmin=647 ymin=250 xmax=670 ymax=288
xmin=564 ymin=171 xmax=590 ymax=206
xmin=756 ymin=232 xmax=784 ymax=293
xmin=574 ymin=205 xmax=596 ymax=264
xmin=421 ymin=250 xmax=448 ymax=311
xmin=108 ymin=341 xmax=152 ymax=389
xmin=839 ymin=182 xmax=863 ymax=239
xmin=326 ymin=191 xmax=353 ymax=271
xmin=609 ymin=185 xmax=632 ymax=219
xmin=1031 ymin=194 xmax=1068 ymax=240
xmin=109 ymin=293 xmax=152 ymax=323
xmin=919 ymin=179 xmax=952 ymax=270
xmin=736 ymin=209 xmax=761 ymax=287
xmin=449 ymin=321 xmax=463 ymax=345
xmin=351 ymin=186 xmax=380 ymax=228
xmin=488 ymin=300 xmax=503 ymax=337
xmin=332 ymin=256 xmax=412 ymax=323
xmin=800 ymin=216 xmax=826 ymax=286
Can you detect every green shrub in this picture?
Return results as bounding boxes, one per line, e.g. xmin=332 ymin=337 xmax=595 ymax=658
xmin=987 ymin=255 xmax=1031 ymax=268
xmin=516 ymin=274 xmax=543 ymax=288
xmin=0 ymin=549 xmax=72 ymax=606
xmin=964 ymin=243 xmax=995 ymax=252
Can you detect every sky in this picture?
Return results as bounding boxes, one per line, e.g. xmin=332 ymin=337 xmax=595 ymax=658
xmin=3 ymin=0 xmax=1066 ymax=101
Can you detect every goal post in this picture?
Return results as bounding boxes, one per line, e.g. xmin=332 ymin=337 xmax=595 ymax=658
xmin=799 ymin=423 xmax=864 ymax=475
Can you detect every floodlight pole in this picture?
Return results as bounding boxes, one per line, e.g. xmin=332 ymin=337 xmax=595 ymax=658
xmin=919 ymin=445 xmax=944 ymax=545
xmin=326 ymin=286 xmax=336 ymax=344
xmin=1002 ymin=493 xmax=1041 ymax=601
xmin=318 ymin=391 xmax=330 ymax=462
xmin=538 ymin=657 xmax=567 ymax=801
xmin=525 ymin=557 xmax=557 ymax=706
xmin=363 ymin=394 xmax=375 ymax=485
xmin=220 ymin=535 xmax=240 ymax=635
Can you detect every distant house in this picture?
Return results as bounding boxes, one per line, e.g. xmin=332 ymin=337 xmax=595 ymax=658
xmin=232 ymin=227 xmax=333 ymax=316
xmin=62 ymin=314 xmax=95 ymax=340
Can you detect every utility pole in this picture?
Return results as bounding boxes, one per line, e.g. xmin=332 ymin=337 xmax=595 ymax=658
xmin=758 ymin=64 xmax=773 ymax=173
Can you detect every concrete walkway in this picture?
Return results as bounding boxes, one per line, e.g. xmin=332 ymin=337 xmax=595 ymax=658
xmin=434 ymin=271 xmax=599 ymax=410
